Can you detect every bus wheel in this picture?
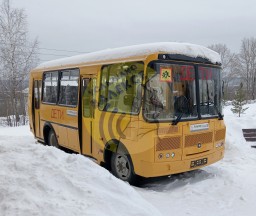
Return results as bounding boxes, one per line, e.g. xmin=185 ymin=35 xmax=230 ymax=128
xmin=48 ymin=129 xmax=59 ymax=148
xmin=111 ymin=149 xmax=137 ymax=185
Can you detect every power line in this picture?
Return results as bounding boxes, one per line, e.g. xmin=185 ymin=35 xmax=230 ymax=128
xmin=37 ymin=50 xmax=91 ymax=60
xmin=0 ymin=41 xmax=92 ymax=54
xmin=37 ymin=52 xmax=71 ymax=57
xmin=0 ymin=41 xmax=95 ymax=62
xmin=39 ymin=59 xmax=53 ymax=62
xmin=38 ymin=47 xmax=90 ymax=54
xmin=37 ymin=48 xmax=93 ymax=61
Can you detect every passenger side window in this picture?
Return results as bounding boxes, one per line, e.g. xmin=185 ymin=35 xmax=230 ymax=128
xmin=59 ymin=69 xmax=79 ymax=106
xmin=34 ymin=80 xmax=42 ymax=109
xmin=42 ymin=71 xmax=58 ymax=104
xmin=99 ymin=62 xmax=144 ymax=114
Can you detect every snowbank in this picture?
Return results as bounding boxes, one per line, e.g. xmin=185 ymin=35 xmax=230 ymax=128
xmin=0 ymin=128 xmax=161 ymax=216
xmin=0 ymin=125 xmax=32 ymax=136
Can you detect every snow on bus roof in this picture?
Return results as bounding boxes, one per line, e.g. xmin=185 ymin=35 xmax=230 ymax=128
xmin=36 ymin=42 xmax=221 ymax=70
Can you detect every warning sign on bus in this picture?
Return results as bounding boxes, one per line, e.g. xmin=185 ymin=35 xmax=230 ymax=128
xmin=160 ymin=67 xmax=172 ymax=82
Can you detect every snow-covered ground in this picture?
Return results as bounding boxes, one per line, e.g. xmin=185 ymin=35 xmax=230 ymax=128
xmin=0 ymin=104 xmax=256 ymax=216
xmin=137 ymin=103 xmax=256 ymax=216
xmin=0 ymin=127 xmax=161 ymax=216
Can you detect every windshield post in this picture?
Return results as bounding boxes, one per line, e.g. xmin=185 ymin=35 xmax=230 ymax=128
xmin=195 ymin=65 xmax=201 ymax=120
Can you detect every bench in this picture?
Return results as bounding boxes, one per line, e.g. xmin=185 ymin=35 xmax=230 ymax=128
xmin=242 ymin=129 xmax=256 ymax=148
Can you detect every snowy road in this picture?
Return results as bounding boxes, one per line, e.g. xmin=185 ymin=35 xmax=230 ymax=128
xmin=1 ymin=104 xmax=256 ymax=216
xmin=136 ymin=147 xmax=256 ymax=216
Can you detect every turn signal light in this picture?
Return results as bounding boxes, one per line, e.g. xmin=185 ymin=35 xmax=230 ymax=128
xmin=216 ymin=142 xmax=224 ymax=148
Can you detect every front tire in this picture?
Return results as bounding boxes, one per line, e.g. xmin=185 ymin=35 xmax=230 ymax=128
xmin=48 ymin=129 xmax=59 ymax=148
xmin=111 ymin=149 xmax=138 ymax=185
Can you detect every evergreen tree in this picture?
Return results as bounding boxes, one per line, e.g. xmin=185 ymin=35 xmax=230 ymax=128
xmin=231 ymin=82 xmax=249 ymax=117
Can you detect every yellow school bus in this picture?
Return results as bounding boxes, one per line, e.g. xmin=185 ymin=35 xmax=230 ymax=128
xmin=28 ymin=42 xmax=225 ymax=184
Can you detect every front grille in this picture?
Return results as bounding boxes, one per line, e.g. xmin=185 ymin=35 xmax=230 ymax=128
xmin=215 ymin=129 xmax=226 ymax=142
xmin=185 ymin=132 xmax=213 ymax=147
xmin=156 ymin=136 xmax=181 ymax=151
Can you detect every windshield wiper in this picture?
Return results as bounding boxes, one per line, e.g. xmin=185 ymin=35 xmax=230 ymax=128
xmin=172 ymin=112 xmax=184 ymax=125
xmin=172 ymin=96 xmax=189 ymax=125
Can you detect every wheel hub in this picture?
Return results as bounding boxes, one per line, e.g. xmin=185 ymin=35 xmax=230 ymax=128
xmin=116 ymin=155 xmax=129 ymax=178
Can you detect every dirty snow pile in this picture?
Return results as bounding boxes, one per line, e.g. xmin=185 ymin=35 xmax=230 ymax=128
xmin=0 ymin=127 xmax=161 ymax=216
xmin=1 ymin=103 xmax=256 ymax=216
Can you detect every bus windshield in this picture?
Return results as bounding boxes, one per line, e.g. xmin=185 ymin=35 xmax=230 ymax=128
xmin=143 ymin=62 xmax=222 ymax=122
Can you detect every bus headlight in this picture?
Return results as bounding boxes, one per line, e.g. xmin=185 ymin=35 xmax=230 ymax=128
xmin=158 ymin=153 xmax=163 ymax=159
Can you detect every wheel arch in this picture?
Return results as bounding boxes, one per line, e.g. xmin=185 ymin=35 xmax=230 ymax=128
xmin=103 ymin=139 xmax=133 ymax=171
xmin=43 ymin=122 xmax=55 ymax=145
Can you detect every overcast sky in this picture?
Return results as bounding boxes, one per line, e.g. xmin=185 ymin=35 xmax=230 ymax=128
xmin=10 ymin=0 xmax=256 ymax=63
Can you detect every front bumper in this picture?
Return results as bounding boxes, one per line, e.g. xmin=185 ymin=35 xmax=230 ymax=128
xmin=135 ymin=148 xmax=224 ymax=178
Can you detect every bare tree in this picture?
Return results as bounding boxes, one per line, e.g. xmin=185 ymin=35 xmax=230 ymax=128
xmin=239 ymin=37 xmax=256 ymax=101
xmin=208 ymin=43 xmax=238 ymax=101
xmin=0 ymin=0 xmax=38 ymax=126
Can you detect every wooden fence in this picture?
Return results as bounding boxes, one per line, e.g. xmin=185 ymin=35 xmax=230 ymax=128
xmin=242 ymin=129 xmax=256 ymax=148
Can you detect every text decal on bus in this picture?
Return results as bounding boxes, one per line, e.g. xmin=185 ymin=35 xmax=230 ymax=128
xmin=51 ymin=109 xmax=64 ymax=120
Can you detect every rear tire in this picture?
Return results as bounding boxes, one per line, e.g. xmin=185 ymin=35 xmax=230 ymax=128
xmin=111 ymin=149 xmax=139 ymax=185
xmin=48 ymin=129 xmax=59 ymax=148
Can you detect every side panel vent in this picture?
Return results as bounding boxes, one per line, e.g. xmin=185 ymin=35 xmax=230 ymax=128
xmin=156 ymin=137 xmax=181 ymax=151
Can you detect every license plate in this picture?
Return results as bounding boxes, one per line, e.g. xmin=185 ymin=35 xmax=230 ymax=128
xmin=190 ymin=158 xmax=208 ymax=168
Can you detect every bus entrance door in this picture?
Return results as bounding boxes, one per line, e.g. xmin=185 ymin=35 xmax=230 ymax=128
xmin=33 ymin=80 xmax=42 ymax=138
xmin=81 ymin=76 xmax=96 ymax=156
